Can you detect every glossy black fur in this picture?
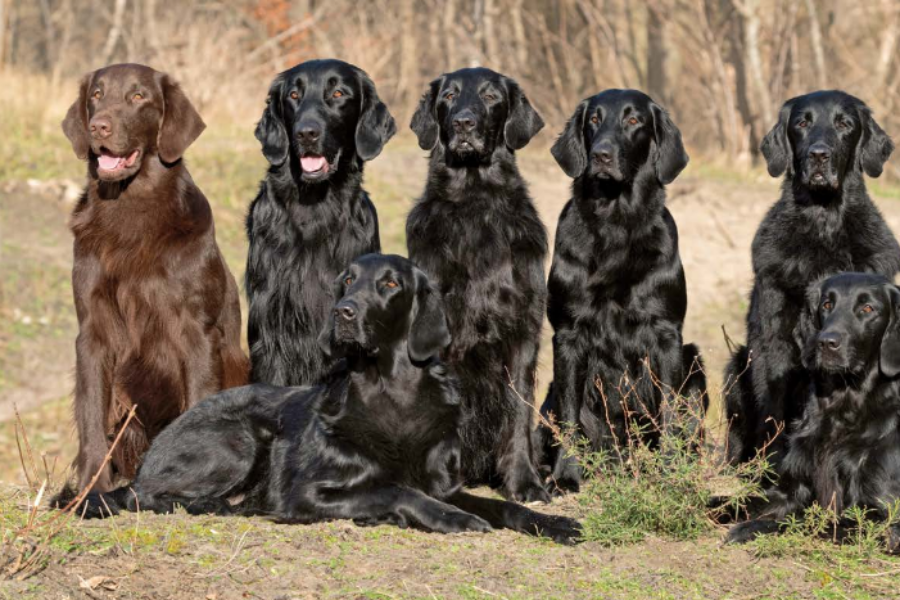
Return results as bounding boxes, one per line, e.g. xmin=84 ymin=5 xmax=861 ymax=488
xmin=407 ymin=68 xmax=549 ymax=503
xmin=59 ymin=255 xmax=581 ymax=544
xmin=534 ymin=90 xmax=706 ymax=494
xmin=727 ymin=274 xmax=900 ymax=554
xmin=725 ymin=91 xmax=900 ymax=472
xmin=246 ymin=59 xmax=396 ymax=387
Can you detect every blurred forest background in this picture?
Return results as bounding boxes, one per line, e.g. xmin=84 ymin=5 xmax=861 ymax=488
xmin=2 ymin=0 xmax=900 ymax=171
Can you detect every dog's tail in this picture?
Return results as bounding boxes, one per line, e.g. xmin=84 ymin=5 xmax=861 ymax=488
xmin=531 ymin=382 xmax=558 ymax=476
xmin=723 ymin=344 xmax=756 ymax=465
xmin=51 ymin=483 xmax=136 ymax=519
xmin=681 ymin=343 xmax=708 ymax=412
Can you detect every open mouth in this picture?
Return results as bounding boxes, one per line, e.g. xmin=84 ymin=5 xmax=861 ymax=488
xmin=97 ymin=149 xmax=140 ymax=174
xmin=300 ymin=153 xmax=330 ymax=178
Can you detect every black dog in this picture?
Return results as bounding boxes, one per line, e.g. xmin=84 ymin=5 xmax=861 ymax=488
xmin=728 ymin=273 xmax=900 ymax=554
xmin=725 ymin=91 xmax=900 ymax=471
xmin=535 ymin=89 xmax=705 ymax=494
xmin=60 ymin=255 xmax=581 ymax=544
xmin=246 ymin=59 xmax=396 ymax=387
xmin=407 ymin=68 xmax=549 ymax=503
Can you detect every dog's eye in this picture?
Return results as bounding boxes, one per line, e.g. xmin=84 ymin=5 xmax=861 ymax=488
xmin=798 ymin=120 xmax=808 ymax=128
xmin=445 ymin=92 xmax=455 ymax=101
xmin=590 ymin=116 xmax=599 ymax=124
xmin=332 ymin=90 xmax=343 ymax=99
xmin=835 ymin=118 xmax=848 ymax=130
xmin=290 ymin=91 xmax=299 ymax=100
xmin=861 ymin=304 xmax=874 ymax=314
xmin=92 ymin=90 xmax=102 ymax=100
xmin=627 ymin=117 xmax=639 ymax=125
xmin=385 ymin=280 xmax=399 ymax=289
xmin=823 ymin=301 xmax=833 ymax=311
xmin=482 ymin=93 xmax=496 ymax=101
xmin=344 ymin=277 xmax=353 ymax=286
xmin=132 ymin=93 xmax=144 ymax=101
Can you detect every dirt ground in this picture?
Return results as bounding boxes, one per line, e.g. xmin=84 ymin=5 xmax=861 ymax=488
xmin=4 ymin=141 xmax=900 ymax=598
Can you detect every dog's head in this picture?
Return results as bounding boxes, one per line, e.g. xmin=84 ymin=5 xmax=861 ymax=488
xmin=761 ymin=91 xmax=893 ymax=191
xmin=796 ymin=273 xmax=900 ymax=378
xmin=62 ymin=64 xmax=205 ymax=182
xmin=410 ymin=67 xmax=543 ymax=165
xmin=317 ymin=254 xmax=451 ymax=364
xmin=551 ymin=89 xmax=688 ymax=185
xmin=255 ymin=59 xmax=396 ymax=182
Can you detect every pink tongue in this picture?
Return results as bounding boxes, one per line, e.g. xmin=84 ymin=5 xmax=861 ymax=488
xmin=98 ymin=154 xmax=122 ymax=170
xmin=300 ymin=156 xmax=327 ymax=172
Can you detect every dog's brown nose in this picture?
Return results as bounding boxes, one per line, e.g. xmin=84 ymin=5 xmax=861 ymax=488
xmin=90 ymin=117 xmax=112 ymax=139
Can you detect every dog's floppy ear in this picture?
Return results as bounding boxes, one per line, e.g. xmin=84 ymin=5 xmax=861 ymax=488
xmin=551 ymin=100 xmax=588 ymax=178
xmin=157 ymin=74 xmax=206 ymax=163
xmin=761 ymin=99 xmax=796 ymax=178
xmin=355 ymin=70 xmax=397 ymax=161
xmin=410 ymin=77 xmax=442 ymax=151
xmin=255 ymin=78 xmax=290 ymax=166
xmin=62 ymin=74 xmax=92 ymax=160
xmin=650 ymin=102 xmax=689 ymax=185
xmin=317 ymin=274 xmax=348 ymax=359
xmin=856 ymin=103 xmax=894 ymax=178
xmin=794 ymin=281 xmax=823 ymax=370
xmin=408 ymin=268 xmax=451 ymax=363
xmin=504 ymin=78 xmax=544 ymax=151
xmin=879 ymin=285 xmax=900 ymax=377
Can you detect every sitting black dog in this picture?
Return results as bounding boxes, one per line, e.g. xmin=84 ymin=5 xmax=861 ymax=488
xmin=728 ymin=273 xmax=900 ymax=553
xmin=407 ymin=67 xmax=549 ymax=502
xmin=59 ymin=254 xmax=581 ymax=544
xmin=535 ymin=89 xmax=706 ymax=494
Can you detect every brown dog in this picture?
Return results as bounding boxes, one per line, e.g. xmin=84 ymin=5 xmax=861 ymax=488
xmin=61 ymin=63 xmax=249 ymax=493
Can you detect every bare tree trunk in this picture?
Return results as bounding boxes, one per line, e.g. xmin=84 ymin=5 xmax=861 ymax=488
xmin=647 ymin=2 xmax=667 ymax=102
xmin=874 ymin=0 xmax=899 ymax=91
xmin=724 ymin=0 xmax=757 ymax=157
xmin=443 ymin=0 xmax=457 ymax=68
xmin=483 ymin=0 xmax=498 ymax=67
xmin=803 ymin=0 xmax=827 ymax=88
xmin=733 ymin=0 xmax=773 ymax=135
xmin=101 ymin=0 xmax=128 ymax=65
xmin=0 ymin=0 xmax=8 ymax=70
xmin=37 ymin=0 xmax=55 ymax=71
xmin=510 ymin=0 xmax=527 ymax=72
xmin=395 ymin=0 xmax=416 ymax=111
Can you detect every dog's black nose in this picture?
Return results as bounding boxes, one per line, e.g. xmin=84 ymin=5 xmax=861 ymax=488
xmin=809 ymin=143 xmax=831 ymax=163
xmin=592 ymin=142 xmax=614 ymax=165
xmin=817 ymin=331 xmax=842 ymax=351
xmin=453 ymin=112 xmax=477 ymax=133
xmin=335 ymin=303 xmax=356 ymax=321
xmin=297 ymin=122 xmax=322 ymax=144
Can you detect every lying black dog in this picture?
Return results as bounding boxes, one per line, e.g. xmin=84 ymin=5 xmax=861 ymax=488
xmin=246 ymin=59 xmax=396 ymax=387
xmin=728 ymin=273 xmax=900 ymax=553
xmin=725 ymin=91 xmax=900 ymax=471
xmin=535 ymin=89 xmax=706 ymax=493
xmin=407 ymin=68 xmax=549 ymax=502
xmin=60 ymin=254 xmax=581 ymax=544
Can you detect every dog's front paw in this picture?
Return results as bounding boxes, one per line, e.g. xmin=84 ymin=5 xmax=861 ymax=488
xmin=535 ymin=515 xmax=583 ymax=545
xmin=726 ymin=519 xmax=780 ymax=544
xmin=440 ymin=511 xmax=493 ymax=534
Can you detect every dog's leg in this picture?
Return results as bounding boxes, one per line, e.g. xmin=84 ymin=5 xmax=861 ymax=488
xmin=500 ymin=339 xmax=551 ymax=503
xmin=546 ymin=334 xmax=586 ymax=495
xmin=447 ymin=490 xmax=581 ymax=545
xmin=74 ymin=332 xmax=114 ymax=493
xmin=283 ymin=485 xmax=493 ymax=535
